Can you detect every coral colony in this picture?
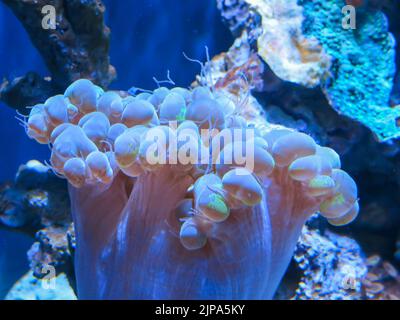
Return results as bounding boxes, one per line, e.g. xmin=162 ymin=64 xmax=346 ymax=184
xmin=24 ymin=78 xmax=358 ymax=299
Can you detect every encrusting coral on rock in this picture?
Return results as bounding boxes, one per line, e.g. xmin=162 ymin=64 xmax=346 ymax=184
xmin=23 ymin=76 xmax=359 ymax=299
xmin=276 ymin=222 xmax=400 ymax=300
xmin=292 ymin=224 xmax=367 ymax=300
xmin=244 ymin=0 xmax=331 ymax=88
xmin=27 ymin=224 xmax=75 ymax=282
xmin=299 ymin=0 xmax=399 ymax=142
xmin=0 ymin=160 xmax=70 ymax=229
xmin=218 ymin=0 xmax=399 ymax=142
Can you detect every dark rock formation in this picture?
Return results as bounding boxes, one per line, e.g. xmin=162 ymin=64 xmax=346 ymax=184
xmin=0 ymin=0 xmax=115 ymax=112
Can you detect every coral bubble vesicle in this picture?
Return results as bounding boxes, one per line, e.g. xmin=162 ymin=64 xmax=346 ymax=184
xmin=24 ymin=79 xmax=358 ymax=299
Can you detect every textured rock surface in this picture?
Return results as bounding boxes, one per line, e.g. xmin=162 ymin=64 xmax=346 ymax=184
xmin=293 ymin=225 xmax=367 ymax=300
xmin=299 ymin=0 xmax=398 ymax=142
xmin=220 ymin=0 xmax=398 ymax=141
xmin=27 ymin=224 xmax=75 ymax=282
xmin=0 ymin=0 xmax=115 ymax=111
xmin=276 ymin=222 xmax=400 ymax=300
xmin=5 ymin=271 xmax=76 ymax=300
xmin=246 ymin=0 xmax=331 ymax=88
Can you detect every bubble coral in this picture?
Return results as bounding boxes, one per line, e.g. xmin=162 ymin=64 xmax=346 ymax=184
xmin=23 ymin=78 xmax=359 ymax=299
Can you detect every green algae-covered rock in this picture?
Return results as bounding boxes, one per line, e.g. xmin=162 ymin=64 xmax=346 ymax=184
xmin=299 ymin=0 xmax=399 ymax=141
